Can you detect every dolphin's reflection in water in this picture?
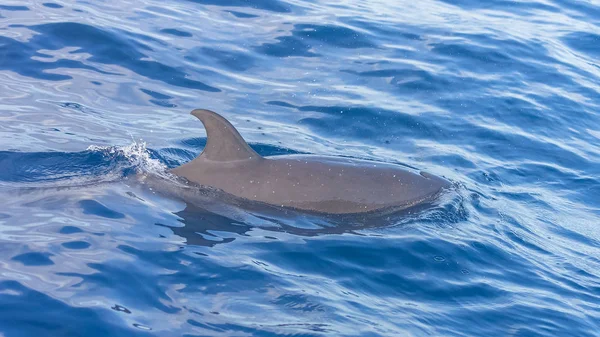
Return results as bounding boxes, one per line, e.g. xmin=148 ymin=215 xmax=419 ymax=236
xmin=157 ymin=193 xmax=451 ymax=248
xmin=160 ymin=204 xmax=249 ymax=247
xmin=135 ymin=169 xmax=457 ymax=248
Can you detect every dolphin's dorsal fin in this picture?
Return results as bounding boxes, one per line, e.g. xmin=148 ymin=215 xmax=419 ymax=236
xmin=191 ymin=109 xmax=261 ymax=162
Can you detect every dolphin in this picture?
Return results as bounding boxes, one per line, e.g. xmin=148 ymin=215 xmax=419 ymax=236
xmin=170 ymin=109 xmax=450 ymax=214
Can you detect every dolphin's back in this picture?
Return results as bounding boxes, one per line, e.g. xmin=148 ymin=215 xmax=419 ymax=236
xmin=174 ymin=155 xmax=449 ymax=214
xmin=170 ymin=109 xmax=450 ymax=214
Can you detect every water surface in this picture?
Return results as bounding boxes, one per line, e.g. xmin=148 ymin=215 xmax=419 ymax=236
xmin=0 ymin=0 xmax=599 ymax=336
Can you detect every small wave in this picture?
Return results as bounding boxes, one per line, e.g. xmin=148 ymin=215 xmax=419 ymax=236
xmin=87 ymin=141 xmax=172 ymax=178
xmin=0 ymin=142 xmax=174 ymax=189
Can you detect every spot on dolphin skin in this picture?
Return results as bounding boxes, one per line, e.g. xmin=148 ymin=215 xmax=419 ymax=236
xmin=79 ymin=199 xmax=125 ymax=219
xmin=12 ymin=252 xmax=54 ymax=266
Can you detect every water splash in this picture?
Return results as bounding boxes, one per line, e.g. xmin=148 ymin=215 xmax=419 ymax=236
xmin=0 ymin=141 xmax=175 ymax=189
xmin=87 ymin=140 xmax=171 ymax=178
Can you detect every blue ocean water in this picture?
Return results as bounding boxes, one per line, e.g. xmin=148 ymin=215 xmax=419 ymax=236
xmin=0 ymin=0 xmax=599 ymax=336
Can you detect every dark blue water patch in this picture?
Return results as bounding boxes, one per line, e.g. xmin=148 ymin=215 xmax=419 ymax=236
xmin=293 ymin=24 xmax=376 ymax=49
xmin=344 ymin=19 xmax=423 ymax=42
xmin=117 ymin=244 xmax=280 ymax=297
xmin=441 ymin=118 xmax=596 ymax=176
xmin=59 ymin=258 xmax=181 ymax=314
xmin=272 ymin=293 xmax=325 ymax=312
xmin=450 ymin=33 xmax=576 ymax=81
xmin=0 ymin=35 xmax=113 ymax=81
xmin=139 ymin=88 xmax=176 ymax=108
xmin=0 ymin=145 xmax=172 ymax=184
xmin=431 ymin=301 xmax=596 ymax=337
xmin=149 ymin=100 xmax=176 ymax=107
xmin=59 ymin=226 xmax=84 ymax=234
xmin=473 ymin=164 xmax=598 ymax=202
xmin=42 ymin=3 xmax=63 ymax=8
xmin=255 ymin=238 xmax=509 ymax=304
xmin=543 ymin=0 xmax=600 ymax=23
xmin=563 ymin=32 xmax=600 ymax=58
xmin=227 ymin=10 xmax=259 ymax=18
xmin=433 ymin=102 xmax=598 ymax=174
xmin=425 ymin=38 xmax=589 ymax=97
xmin=473 ymin=95 xmax=555 ymax=129
xmin=255 ymin=35 xmax=320 ymax=57
xmin=62 ymin=241 xmax=92 ymax=249
xmin=139 ymin=88 xmax=176 ymax=107
xmin=0 ymin=150 xmax=113 ymax=183
xmin=159 ymin=28 xmax=192 ymax=37
xmin=185 ymin=0 xmax=291 ymax=13
xmin=266 ymin=101 xmax=439 ymax=143
xmin=504 ymin=228 xmax=553 ymax=257
xmin=188 ymin=47 xmax=256 ymax=72
xmin=454 ymin=32 xmax=553 ymax=62
xmin=430 ymin=42 xmax=513 ymax=71
xmin=522 ymin=93 xmax=599 ymax=133
xmin=448 ymin=33 xmax=598 ymax=90
xmin=266 ymin=101 xmax=295 ymax=108
xmin=11 ymin=252 xmax=54 ymax=266
xmin=0 ymin=5 xmax=28 ymax=11
xmin=341 ymin=68 xmax=463 ymax=94
xmin=15 ymin=22 xmax=219 ymax=92
xmin=256 ymin=23 xmax=375 ymax=57
xmin=79 ymin=200 xmax=126 ymax=219
xmin=0 ymin=280 xmax=148 ymax=337
xmin=186 ymin=318 xmax=333 ymax=335
xmin=436 ymin=0 xmax=559 ymax=13
xmin=0 ymin=146 xmax=155 ymax=184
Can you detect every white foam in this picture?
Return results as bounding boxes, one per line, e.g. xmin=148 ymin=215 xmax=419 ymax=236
xmin=87 ymin=140 xmax=172 ymax=178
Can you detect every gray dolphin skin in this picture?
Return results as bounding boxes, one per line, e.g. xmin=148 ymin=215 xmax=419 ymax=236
xmin=170 ymin=109 xmax=450 ymax=214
